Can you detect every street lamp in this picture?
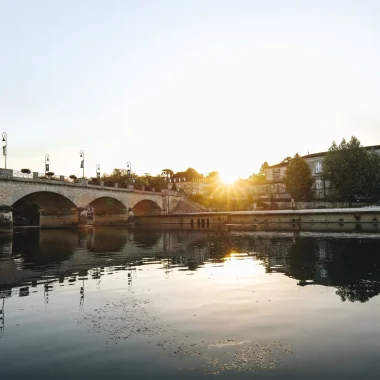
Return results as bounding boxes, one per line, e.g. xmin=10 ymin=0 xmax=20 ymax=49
xmin=2 ymin=132 xmax=7 ymax=169
xmin=80 ymin=150 xmax=84 ymax=178
xmin=45 ymin=154 xmax=50 ymax=174
xmin=126 ymin=161 xmax=131 ymax=178
xmin=96 ymin=164 xmax=100 ymax=179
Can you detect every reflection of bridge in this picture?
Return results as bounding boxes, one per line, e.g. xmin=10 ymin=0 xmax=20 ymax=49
xmin=0 ymin=175 xmax=182 ymax=229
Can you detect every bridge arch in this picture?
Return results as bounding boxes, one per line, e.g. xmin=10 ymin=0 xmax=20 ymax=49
xmin=88 ymin=196 xmax=127 ymax=211
xmin=87 ymin=196 xmax=130 ymax=226
xmin=133 ymin=200 xmax=162 ymax=216
xmin=10 ymin=188 xmax=78 ymax=209
xmin=12 ymin=191 xmax=78 ymax=227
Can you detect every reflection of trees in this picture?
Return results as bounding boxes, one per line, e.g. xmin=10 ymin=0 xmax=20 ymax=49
xmin=131 ymin=229 xmax=160 ymax=249
xmin=285 ymin=238 xmax=319 ymax=282
xmin=326 ymin=240 xmax=380 ymax=303
xmin=283 ymin=237 xmax=380 ymax=303
xmin=6 ymin=227 xmax=380 ymax=304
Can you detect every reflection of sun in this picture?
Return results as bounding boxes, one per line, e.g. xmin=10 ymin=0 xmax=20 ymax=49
xmin=205 ymin=253 xmax=265 ymax=280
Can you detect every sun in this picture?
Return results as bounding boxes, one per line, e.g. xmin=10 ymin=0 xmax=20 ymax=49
xmin=218 ymin=170 xmax=237 ymax=185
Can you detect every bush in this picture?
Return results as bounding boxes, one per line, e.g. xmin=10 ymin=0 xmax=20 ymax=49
xmin=21 ymin=168 xmax=31 ymax=174
xmin=46 ymin=172 xmax=55 ymax=177
xmin=69 ymin=174 xmax=77 ymax=181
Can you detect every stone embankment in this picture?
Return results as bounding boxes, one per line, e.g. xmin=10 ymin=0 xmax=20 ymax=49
xmin=136 ymin=207 xmax=380 ymax=231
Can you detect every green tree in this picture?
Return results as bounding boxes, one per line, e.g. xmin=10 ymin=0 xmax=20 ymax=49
xmin=249 ymin=161 xmax=269 ymax=184
xmin=322 ymin=137 xmax=380 ymax=204
xmin=284 ymin=154 xmax=313 ymax=202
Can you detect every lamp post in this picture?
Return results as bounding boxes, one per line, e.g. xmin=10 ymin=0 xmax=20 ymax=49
xmin=2 ymin=132 xmax=7 ymax=169
xmin=80 ymin=150 xmax=84 ymax=178
xmin=126 ymin=161 xmax=131 ymax=178
xmin=45 ymin=154 xmax=50 ymax=174
xmin=96 ymin=164 xmax=100 ymax=179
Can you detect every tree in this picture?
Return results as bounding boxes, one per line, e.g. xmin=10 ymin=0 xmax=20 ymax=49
xmin=249 ymin=162 xmax=268 ymax=184
xmin=281 ymin=156 xmax=292 ymax=164
xmin=322 ymin=136 xmax=380 ymax=204
xmin=284 ymin=154 xmax=313 ymax=202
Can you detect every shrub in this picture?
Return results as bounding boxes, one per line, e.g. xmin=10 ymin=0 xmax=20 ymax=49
xmin=21 ymin=168 xmax=31 ymax=174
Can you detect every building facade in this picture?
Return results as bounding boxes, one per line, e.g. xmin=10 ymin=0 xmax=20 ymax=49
xmin=169 ymin=168 xmax=208 ymax=196
xmin=263 ymin=145 xmax=380 ymax=200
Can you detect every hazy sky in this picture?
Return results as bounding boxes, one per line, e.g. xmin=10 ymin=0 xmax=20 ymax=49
xmin=1 ymin=0 xmax=380 ymax=183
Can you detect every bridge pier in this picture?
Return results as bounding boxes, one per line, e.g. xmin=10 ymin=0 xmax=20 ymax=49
xmin=0 ymin=206 xmax=13 ymax=233
xmin=40 ymin=209 xmax=79 ymax=228
xmin=93 ymin=209 xmax=134 ymax=226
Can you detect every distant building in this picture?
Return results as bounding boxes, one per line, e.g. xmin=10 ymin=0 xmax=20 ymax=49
xmin=264 ymin=145 xmax=380 ymax=199
xmin=169 ymin=168 xmax=208 ymax=195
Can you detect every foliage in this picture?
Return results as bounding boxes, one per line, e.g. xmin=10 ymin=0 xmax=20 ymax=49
xmin=284 ymin=154 xmax=313 ymax=201
xmin=99 ymin=169 xmax=169 ymax=191
xmin=69 ymin=174 xmax=78 ymax=181
xmin=281 ymin=156 xmax=292 ymax=164
xmin=249 ymin=162 xmax=269 ymax=184
xmin=206 ymin=171 xmax=220 ymax=180
xmin=88 ymin=178 xmax=100 ymax=185
xmin=322 ymin=137 xmax=380 ymax=203
xmin=21 ymin=168 xmax=31 ymax=174
xmin=188 ymin=193 xmax=206 ymax=205
xmin=46 ymin=172 xmax=55 ymax=178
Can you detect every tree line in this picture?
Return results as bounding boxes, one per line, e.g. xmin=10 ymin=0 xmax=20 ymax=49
xmin=284 ymin=136 xmax=380 ymax=205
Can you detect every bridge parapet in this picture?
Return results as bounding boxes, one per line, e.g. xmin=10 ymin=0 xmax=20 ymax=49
xmin=0 ymin=171 xmax=182 ymax=196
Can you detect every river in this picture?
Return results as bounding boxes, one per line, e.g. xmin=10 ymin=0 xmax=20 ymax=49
xmin=0 ymin=226 xmax=380 ymax=379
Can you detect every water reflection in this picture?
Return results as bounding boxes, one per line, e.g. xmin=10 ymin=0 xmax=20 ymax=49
xmin=2 ymin=227 xmax=380 ymax=305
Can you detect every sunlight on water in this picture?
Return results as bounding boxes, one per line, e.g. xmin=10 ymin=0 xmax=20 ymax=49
xmin=1 ymin=227 xmax=380 ymax=379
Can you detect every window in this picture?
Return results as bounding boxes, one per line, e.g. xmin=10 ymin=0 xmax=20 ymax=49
xmin=315 ymin=161 xmax=322 ymax=174
xmin=316 ymin=180 xmax=323 ymax=189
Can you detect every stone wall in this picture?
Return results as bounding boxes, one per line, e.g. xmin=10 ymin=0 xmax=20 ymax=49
xmin=0 ymin=177 xmax=182 ymax=211
xmin=136 ymin=213 xmax=229 ymax=226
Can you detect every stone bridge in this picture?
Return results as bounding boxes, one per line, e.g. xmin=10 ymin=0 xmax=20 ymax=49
xmin=0 ymin=176 xmax=182 ymax=229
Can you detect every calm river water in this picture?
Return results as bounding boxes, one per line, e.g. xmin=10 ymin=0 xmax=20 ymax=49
xmin=1 ymin=226 xmax=380 ymax=379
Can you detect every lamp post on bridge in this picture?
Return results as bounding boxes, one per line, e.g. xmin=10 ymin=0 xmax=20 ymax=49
xmin=126 ymin=161 xmax=131 ymax=179
xmin=2 ymin=132 xmax=7 ymax=169
xmin=80 ymin=150 xmax=84 ymax=178
xmin=45 ymin=154 xmax=50 ymax=174
xmin=96 ymin=164 xmax=100 ymax=179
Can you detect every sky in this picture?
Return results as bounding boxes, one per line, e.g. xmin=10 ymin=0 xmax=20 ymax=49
xmin=1 ymin=0 xmax=380 ymax=183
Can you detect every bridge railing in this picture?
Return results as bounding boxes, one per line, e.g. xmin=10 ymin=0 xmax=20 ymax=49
xmin=12 ymin=170 xmax=70 ymax=182
xmin=12 ymin=170 xmax=33 ymax=179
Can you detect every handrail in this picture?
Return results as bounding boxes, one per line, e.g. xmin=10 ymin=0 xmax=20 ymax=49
xmin=12 ymin=170 xmax=33 ymax=179
xmin=11 ymin=170 xmax=70 ymax=181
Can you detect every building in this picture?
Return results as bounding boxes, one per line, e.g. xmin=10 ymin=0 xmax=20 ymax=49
xmin=264 ymin=145 xmax=380 ymax=200
xmin=169 ymin=168 xmax=208 ymax=196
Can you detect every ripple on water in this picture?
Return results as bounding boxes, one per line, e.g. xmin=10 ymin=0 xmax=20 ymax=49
xmin=77 ymin=295 xmax=296 ymax=375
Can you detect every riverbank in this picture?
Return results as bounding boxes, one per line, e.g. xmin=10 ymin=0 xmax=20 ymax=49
xmin=136 ymin=207 xmax=380 ymax=226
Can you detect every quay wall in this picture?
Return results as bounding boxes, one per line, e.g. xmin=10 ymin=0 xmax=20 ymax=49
xmin=136 ymin=208 xmax=380 ymax=226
